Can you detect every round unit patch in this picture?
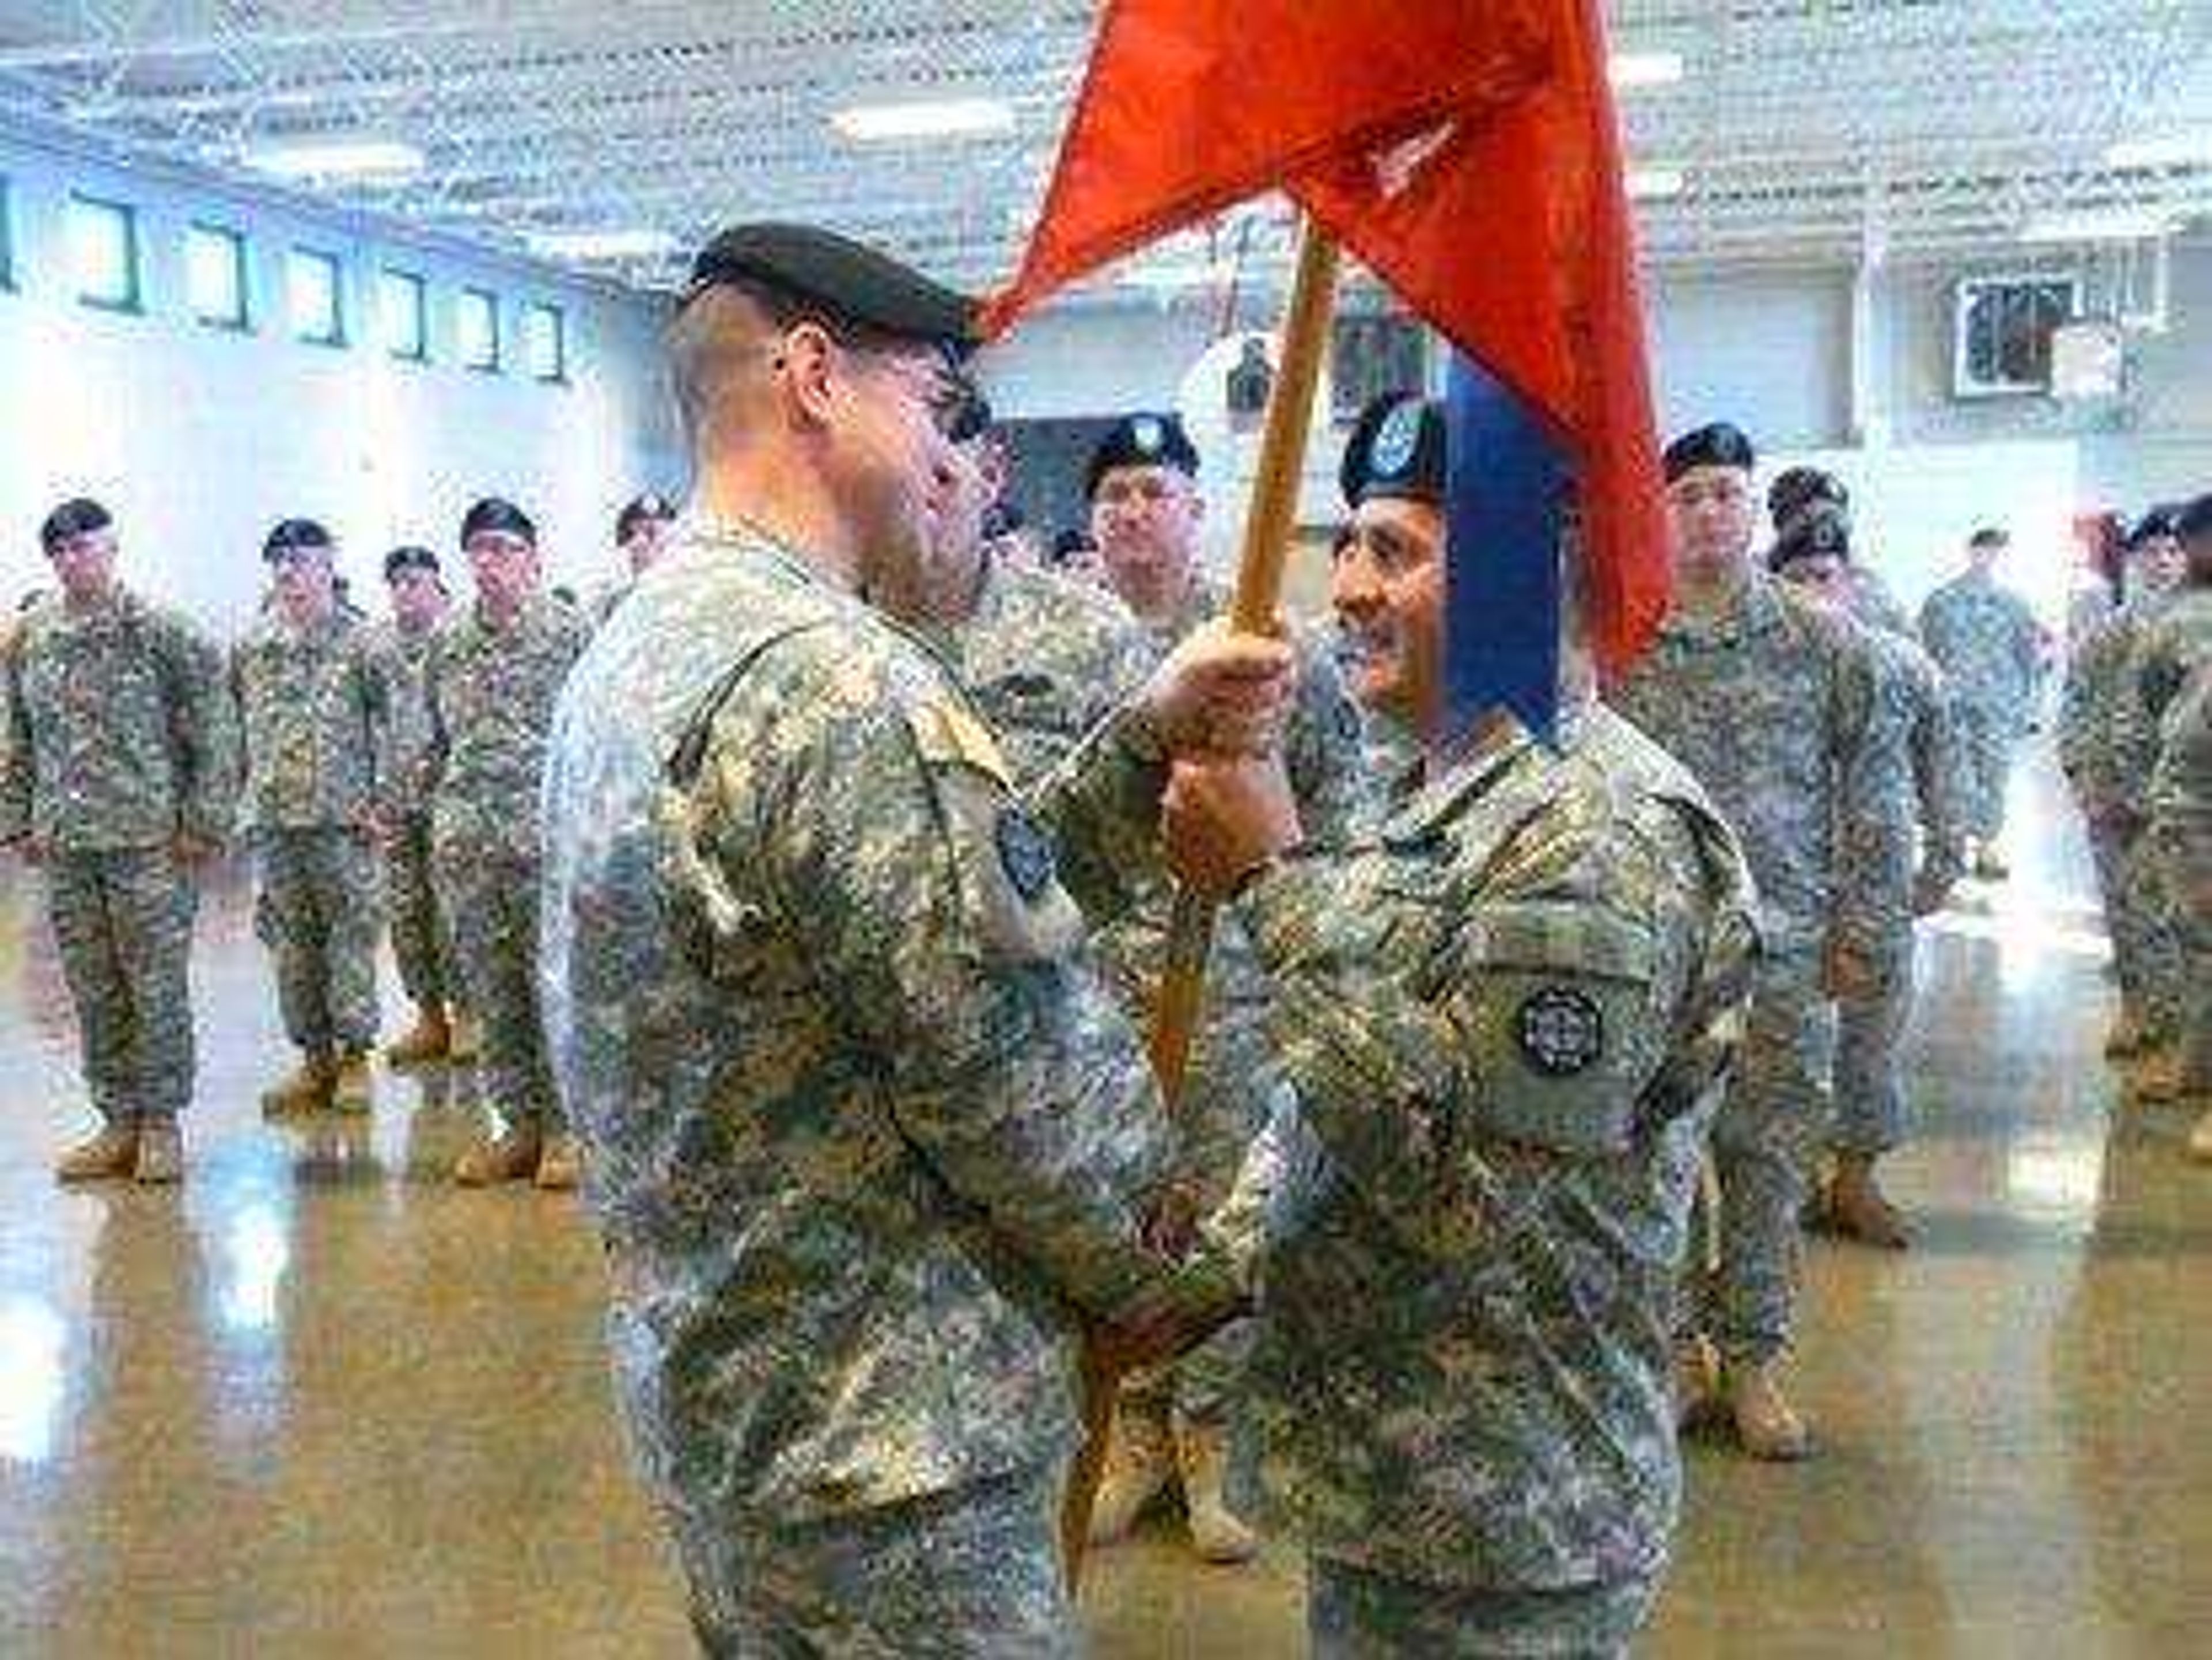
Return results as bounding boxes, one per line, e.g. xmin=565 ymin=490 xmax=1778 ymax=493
xmin=1516 ymin=986 xmax=1605 ymax=1077
xmin=994 ymin=808 xmax=1058 ymax=903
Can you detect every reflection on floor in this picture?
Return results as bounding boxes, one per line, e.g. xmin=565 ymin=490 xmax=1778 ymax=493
xmin=1 ymin=744 xmax=2206 ymax=1656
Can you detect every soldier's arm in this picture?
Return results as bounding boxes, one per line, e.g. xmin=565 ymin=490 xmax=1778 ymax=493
xmin=1825 ymin=631 xmax=1899 ymax=960
xmin=0 ymin=646 xmax=32 ymax=842
xmin=1911 ymin=657 xmax=1968 ymax=897
xmin=1240 ymin=818 xmax=1698 ymax=1259
xmin=725 ymin=649 xmax=1176 ymax=1324
xmin=171 ymin=623 xmax=238 ymax=845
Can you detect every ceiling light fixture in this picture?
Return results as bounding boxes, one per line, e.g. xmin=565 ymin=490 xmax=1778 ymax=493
xmin=244 ymin=139 xmax=425 ymax=180
xmin=2018 ymin=206 xmax=2177 ymax=244
xmin=831 ymin=98 xmax=1016 ymax=143
xmin=528 ymin=229 xmax=680 ymax=261
xmin=1609 ymin=51 xmax=1686 ymax=89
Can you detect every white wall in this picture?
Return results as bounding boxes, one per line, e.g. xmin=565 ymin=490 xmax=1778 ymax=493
xmin=0 ymin=124 xmax=684 ymax=634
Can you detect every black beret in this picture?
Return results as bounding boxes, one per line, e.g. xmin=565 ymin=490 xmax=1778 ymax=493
xmin=383 ymin=545 xmax=441 ymax=582
xmin=1663 ymin=422 xmax=1756 ymax=483
xmin=1767 ymin=467 xmax=1849 ymax=530
xmin=684 ymin=222 xmax=980 ymax=356
xmin=2178 ymin=493 xmax=2212 ymax=541
xmin=1768 ymin=513 xmax=1852 ymax=573
xmin=263 ymin=518 xmax=335 ymax=562
xmin=1339 ymin=393 xmax=1446 ymax=508
xmin=614 ymin=492 xmax=677 ymax=544
xmin=39 ymin=497 xmax=112 ymax=552
xmin=1085 ymin=413 xmax=1199 ymax=500
xmin=460 ymin=497 xmax=536 ymax=547
xmin=1968 ymin=525 xmax=2010 ymax=549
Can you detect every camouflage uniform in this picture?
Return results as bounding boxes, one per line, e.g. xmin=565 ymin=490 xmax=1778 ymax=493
xmin=2147 ymin=665 xmax=2212 ymax=1096
xmin=1196 ymin=703 xmax=1757 ymax=1656
xmin=2059 ymin=593 xmax=2185 ymax=1042
xmin=1108 ymin=573 xmax=1368 ymax=1431
xmin=1612 ymin=570 xmax=1895 ymax=1365
xmin=1918 ymin=570 xmax=2043 ymax=843
xmin=2125 ymin=588 xmax=2212 ymax=1088
xmin=540 ymin=524 xmax=1183 ymax=1649
xmin=1832 ymin=617 xmax=1966 ymax=1156
xmin=232 ymin=612 xmax=384 ymax=1055
xmin=364 ymin=618 xmax=452 ymax=1014
xmin=425 ymin=594 xmax=590 ymax=1125
xmin=1 ymin=590 xmax=236 ymax=1123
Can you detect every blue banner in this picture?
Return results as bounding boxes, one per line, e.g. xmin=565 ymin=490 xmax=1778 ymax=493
xmin=1442 ymin=353 xmax=1572 ymax=746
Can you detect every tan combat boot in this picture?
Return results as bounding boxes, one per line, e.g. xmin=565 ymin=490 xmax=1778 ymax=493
xmin=134 ymin=1118 xmax=184 ymax=1185
xmin=1824 ymin=1153 xmax=1910 ymax=1250
xmin=1176 ymin=1418 xmax=1259 ymax=1564
xmin=55 ymin=1121 xmax=140 ymax=1183
xmin=261 ymin=1053 xmax=336 ymax=1119
xmin=2128 ymin=1043 xmax=2185 ymax=1103
xmin=2188 ymin=1105 xmax=2212 ymax=1163
xmin=1726 ymin=1357 xmax=1812 ymax=1462
xmin=382 ymin=1006 xmax=451 ymax=1069
xmin=1086 ymin=1405 xmax=1174 ymax=1547
xmin=330 ymin=1050 xmax=375 ymax=1114
xmin=533 ymin=1132 xmax=584 ymax=1191
xmin=2103 ymin=1009 xmax=2146 ymax=1061
xmin=445 ymin=1011 xmax=483 ymax=1064
xmin=1972 ymin=846 xmax=2009 ymax=881
xmin=454 ymin=1119 xmax=543 ymax=1187
xmin=1674 ymin=1332 xmax=1723 ymax=1430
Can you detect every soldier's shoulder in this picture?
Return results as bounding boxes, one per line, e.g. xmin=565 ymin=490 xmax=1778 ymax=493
xmin=1574 ymin=707 xmax=1754 ymax=906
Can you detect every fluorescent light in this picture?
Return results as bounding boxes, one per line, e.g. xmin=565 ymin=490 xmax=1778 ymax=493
xmin=1628 ymin=167 xmax=1685 ymax=201
xmin=2019 ymin=206 xmax=2176 ymax=244
xmin=831 ymin=97 xmax=1015 ymax=143
xmin=528 ymin=229 xmax=679 ymax=261
xmin=245 ymin=139 xmax=424 ymax=180
xmin=2104 ymin=133 xmax=2212 ymax=169
xmin=1610 ymin=51 xmax=1685 ymax=89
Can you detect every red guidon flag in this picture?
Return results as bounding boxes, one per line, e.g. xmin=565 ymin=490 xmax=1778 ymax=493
xmin=983 ymin=0 xmax=1668 ymax=679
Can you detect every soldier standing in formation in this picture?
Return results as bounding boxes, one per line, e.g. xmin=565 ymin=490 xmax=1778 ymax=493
xmin=232 ymin=518 xmax=386 ymax=1117
xmin=1171 ymin=393 xmax=1756 ymax=1655
xmin=367 ymin=544 xmax=465 ymax=1068
xmin=541 ymin=223 xmax=1284 ymax=1651
xmin=425 ymin=497 xmax=593 ymax=1189
xmin=1766 ymin=504 xmax=1965 ymax=1248
xmin=1919 ymin=526 xmax=2046 ymax=880
xmin=1612 ymin=422 xmax=1900 ymax=1460
xmin=591 ymin=492 xmax=680 ymax=624
xmin=1078 ymin=410 xmax=1370 ymax=1564
xmin=2059 ymin=508 xmax=2188 ymax=1084
xmin=3 ymin=498 xmax=236 ymax=1183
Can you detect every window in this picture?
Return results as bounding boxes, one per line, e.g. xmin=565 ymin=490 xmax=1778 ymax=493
xmin=1953 ymin=275 xmax=2080 ymax=398
xmin=69 ymin=194 xmax=141 ymax=312
xmin=379 ymin=268 xmax=428 ymax=361
xmin=457 ymin=286 xmax=500 ymax=371
xmin=185 ymin=223 xmax=250 ymax=329
xmin=287 ymin=247 xmax=346 ymax=345
xmin=521 ymin=302 xmax=566 ymax=382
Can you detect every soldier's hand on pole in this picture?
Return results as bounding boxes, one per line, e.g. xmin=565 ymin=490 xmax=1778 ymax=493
xmin=1143 ymin=623 xmax=1297 ymax=759
xmin=1162 ymin=756 xmax=1301 ymax=900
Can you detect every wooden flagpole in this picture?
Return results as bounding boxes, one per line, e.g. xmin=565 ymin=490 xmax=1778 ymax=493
xmin=1062 ymin=217 xmax=1342 ymax=1593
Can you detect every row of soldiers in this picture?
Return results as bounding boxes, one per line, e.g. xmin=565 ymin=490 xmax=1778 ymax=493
xmin=1 ymin=488 xmax=683 ymax=1189
xmin=2059 ymin=498 xmax=2212 ymax=1157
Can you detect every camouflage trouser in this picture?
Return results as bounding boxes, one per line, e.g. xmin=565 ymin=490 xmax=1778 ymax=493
xmin=1686 ymin=949 xmax=1830 ymax=1365
xmin=438 ymin=846 xmax=559 ymax=1128
xmin=2154 ymin=817 xmax=2212 ymax=1093
xmin=45 ymin=848 xmax=199 ymax=1123
xmin=1831 ymin=928 xmax=1913 ymax=1156
xmin=1307 ymin=1557 xmax=1657 ymax=1659
xmin=382 ymin=813 xmax=451 ymax=1013
xmin=2115 ymin=827 xmax=2186 ymax=1041
xmin=680 ymin=1468 xmax=1074 ymax=1657
xmin=1952 ymin=702 xmax=2018 ymax=843
xmin=254 ymin=828 xmax=381 ymax=1055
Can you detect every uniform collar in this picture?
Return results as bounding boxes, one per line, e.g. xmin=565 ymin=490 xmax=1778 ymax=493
xmin=1382 ymin=696 xmax=1594 ymax=844
xmin=1660 ymin=565 xmax=1787 ymax=646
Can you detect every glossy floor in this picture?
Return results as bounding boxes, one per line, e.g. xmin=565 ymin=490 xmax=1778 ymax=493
xmin=1 ymin=748 xmax=2206 ymax=1657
